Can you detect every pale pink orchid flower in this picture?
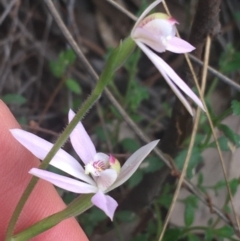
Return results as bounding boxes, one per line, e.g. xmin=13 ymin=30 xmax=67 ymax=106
xmin=10 ymin=109 xmax=159 ymax=220
xmin=131 ymin=0 xmax=204 ymax=115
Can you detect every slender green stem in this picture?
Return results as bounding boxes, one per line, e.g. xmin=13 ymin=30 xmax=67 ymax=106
xmin=12 ymin=194 xmax=93 ymax=241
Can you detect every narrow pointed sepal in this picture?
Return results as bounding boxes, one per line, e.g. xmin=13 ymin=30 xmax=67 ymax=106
xmin=108 ymin=140 xmax=159 ymax=191
xmin=10 ymin=129 xmax=95 ymax=185
xmin=29 ymin=168 xmax=98 ymax=193
xmin=69 ymin=109 xmax=97 ymax=164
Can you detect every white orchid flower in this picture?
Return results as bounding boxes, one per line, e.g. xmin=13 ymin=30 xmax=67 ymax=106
xmin=131 ymin=0 xmax=204 ymax=115
xmin=10 ymin=109 xmax=159 ymax=220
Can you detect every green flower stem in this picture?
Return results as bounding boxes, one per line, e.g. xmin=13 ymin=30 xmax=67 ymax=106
xmin=12 ymin=194 xmax=93 ymax=241
xmin=5 ymin=37 xmax=136 ymax=241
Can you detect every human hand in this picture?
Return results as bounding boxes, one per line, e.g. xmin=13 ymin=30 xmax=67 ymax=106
xmin=0 ymin=100 xmax=89 ymax=241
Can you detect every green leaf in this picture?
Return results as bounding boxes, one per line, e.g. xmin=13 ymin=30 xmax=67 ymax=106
xmin=183 ymin=195 xmax=198 ymax=227
xmin=215 ymin=226 xmax=234 ymax=238
xmin=184 ymin=195 xmax=198 ymax=208
xmin=204 ymin=228 xmax=214 ymax=241
xmin=223 ymin=204 xmax=231 ymax=213
xmin=216 ymin=136 xmax=231 ymax=151
xmin=109 ymin=105 xmax=122 ymax=119
xmin=49 ymin=60 xmax=65 ymax=78
xmin=65 ymin=78 xmax=82 ymax=94
xmin=208 ymin=136 xmax=234 ymax=151
xmin=175 ymin=147 xmax=203 ymax=178
xmin=219 ymin=44 xmax=240 ymax=73
xmin=229 ymin=178 xmax=240 ymax=195
xmin=212 ymin=179 xmax=226 ymax=192
xmin=231 ymin=100 xmax=240 ymax=116
xmin=18 ymin=116 xmax=27 ymax=125
xmin=131 ymin=113 xmax=143 ymax=122
xmin=59 ymin=49 xmax=76 ymax=65
xmin=88 ymin=208 xmax=107 ymax=223
xmin=78 ymin=207 xmax=106 ymax=236
xmin=234 ymin=11 xmax=240 ymax=22
xmin=184 ymin=204 xmax=194 ymax=227
xmin=187 ymin=234 xmax=200 ymax=241
xmin=121 ymin=138 xmax=140 ymax=152
xmin=197 ymin=173 xmax=204 ymax=186
xmin=157 ymin=184 xmax=174 ymax=208
xmin=218 ymin=124 xmax=239 ymax=145
xmin=143 ymin=156 xmax=163 ymax=173
xmin=94 ymin=126 xmax=107 ymax=142
xmin=163 ymin=228 xmax=181 ymax=241
xmin=2 ymin=94 xmax=26 ymax=105
xmin=115 ymin=211 xmax=136 ymax=222
xmin=127 ymin=171 xmax=143 ymax=188
xmin=194 ymin=134 xmax=206 ymax=145
xmin=63 ymin=192 xmax=77 ymax=204
xmin=128 ymin=81 xmax=149 ymax=111
xmin=158 ymin=194 xmax=172 ymax=209
xmin=49 ymin=49 xmax=76 ymax=78
xmin=132 ymin=233 xmax=150 ymax=241
xmin=147 ymin=220 xmax=157 ymax=235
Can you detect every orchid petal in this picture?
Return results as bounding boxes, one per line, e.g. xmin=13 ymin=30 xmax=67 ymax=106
xmin=68 ymin=109 xmax=96 ymax=164
xmin=97 ymin=169 xmax=118 ymax=191
xmin=108 ymin=140 xmax=159 ymax=191
xmin=166 ymin=36 xmax=195 ymax=53
xmin=132 ymin=27 xmax=166 ymax=53
xmin=10 ymin=129 xmax=95 ymax=185
xmin=132 ymin=0 xmax=162 ymax=33
xmin=157 ymin=63 xmax=194 ymax=115
xmin=29 ymin=168 xmax=98 ymax=193
xmin=91 ymin=191 xmax=118 ymax=221
xmin=136 ymin=41 xmax=205 ymax=113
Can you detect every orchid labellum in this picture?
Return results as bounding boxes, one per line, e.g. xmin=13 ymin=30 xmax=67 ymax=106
xmin=131 ymin=0 xmax=204 ymax=115
xmin=10 ymin=110 xmax=159 ymax=220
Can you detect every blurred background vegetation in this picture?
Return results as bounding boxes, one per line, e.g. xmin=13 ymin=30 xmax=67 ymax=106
xmin=1 ymin=0 xmax=240 ymax=240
